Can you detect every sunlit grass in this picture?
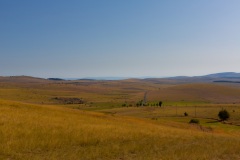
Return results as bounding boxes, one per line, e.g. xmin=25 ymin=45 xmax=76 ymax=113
xmin=1 ymin=78 xmax=240 ymax=159
xmin=1 ymin=100 xmax=240 ymax=159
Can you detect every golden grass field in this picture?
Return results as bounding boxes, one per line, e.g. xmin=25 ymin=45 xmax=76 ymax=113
xmin=1 ymin=76 xmax=240 ymax=159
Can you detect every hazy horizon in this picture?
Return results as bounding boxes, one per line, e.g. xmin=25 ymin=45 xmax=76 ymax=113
xmin=2 ymin=71 xmax=240 ymax=80
xmin=1 ymin=1 xmax=240 ymax=78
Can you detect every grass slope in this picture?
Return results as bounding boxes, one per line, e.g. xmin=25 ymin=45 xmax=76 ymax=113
xmin=1 ymin=100 xmax=240 ymax=160
xmin=148 ymin=83 xmax=240 ymax=104
xmin=1 ymin=77 xmax=240 ymax=159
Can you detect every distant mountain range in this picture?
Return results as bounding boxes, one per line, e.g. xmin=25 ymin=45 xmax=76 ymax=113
xmin=2 ymin=72 xmax=240 ymax=85
xmin=201 ymin=72 xmax=240 ymax=78
xmin=47 ymin=72 xmax=240 ymax=81
xmin=169 ymin=72 xmax=240 ymax=79
xmin=140 ymin=72 xmax=240 ymax=84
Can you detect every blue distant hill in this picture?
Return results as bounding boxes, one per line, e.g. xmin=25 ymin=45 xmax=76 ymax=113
xmin=48 ymin=78 xmax=65 ymax=81
xmin=168 ymin=72 xmax=240 ymax=79
xmin=202 ymin=72 xmax=240 ymax=78
xmin=49 ymin=72 xmax=240 ymax=81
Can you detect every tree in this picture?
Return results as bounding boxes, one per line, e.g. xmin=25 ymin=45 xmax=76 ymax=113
xmin=159 ymin=101 xmax=162 ymax=107
xmin=218 ymin=109 xmax=230 ymax=121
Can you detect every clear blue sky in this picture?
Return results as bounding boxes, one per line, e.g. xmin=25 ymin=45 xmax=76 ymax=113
xmin=1 ymin=0 xmax=240 ymax=78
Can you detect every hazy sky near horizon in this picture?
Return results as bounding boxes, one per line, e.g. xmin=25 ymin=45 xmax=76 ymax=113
xmin=1 ymin=0 xmax=240 ymax=78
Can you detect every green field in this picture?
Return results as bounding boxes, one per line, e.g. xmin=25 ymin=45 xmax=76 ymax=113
xmin=1 ymin=76 xmax=240 ymax=159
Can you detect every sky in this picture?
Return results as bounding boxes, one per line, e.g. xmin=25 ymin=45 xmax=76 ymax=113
xmin=1 ymin=0 xmax=240 ymax=78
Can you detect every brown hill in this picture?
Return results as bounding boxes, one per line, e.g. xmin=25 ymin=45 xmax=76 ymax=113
xmin=147 ymin=83 xmax=240 ymax=104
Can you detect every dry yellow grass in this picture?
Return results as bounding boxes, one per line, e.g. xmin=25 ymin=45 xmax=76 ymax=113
xmin=1 ymin=100 xmax=240 ymax=160
xmin=1 ymin=77 xmax=240 ymax=159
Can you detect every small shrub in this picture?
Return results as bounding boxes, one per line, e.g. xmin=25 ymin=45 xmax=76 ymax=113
xmin=184 ymin=112 xmax=188 ymax=116
xmin=189 ymin=119 xmax=199 ymax=124
xmin=218 ymin=109 xmax=230 ymax=121
xmin=159 ymin=101 xmax=162 ymax=107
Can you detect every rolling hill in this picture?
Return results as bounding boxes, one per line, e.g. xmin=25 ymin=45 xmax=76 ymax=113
xmin=1 ymin=75 xmax=240 ymax=159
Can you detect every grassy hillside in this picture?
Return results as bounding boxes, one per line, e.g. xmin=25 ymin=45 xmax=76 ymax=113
xmin=2 ymin=76 xmax=240 ymax=106
xmin=1 ymin=100 xmax=240 ymax=160
xmin=1 ymin=77 xmax=240 ymax=159
xmin=147 ymin=83 xmax=240 ymax=104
